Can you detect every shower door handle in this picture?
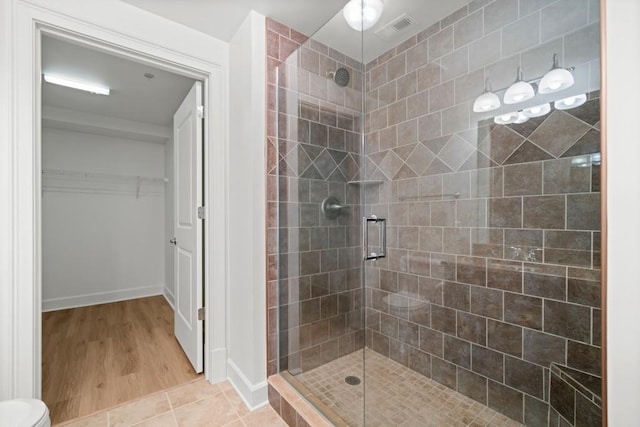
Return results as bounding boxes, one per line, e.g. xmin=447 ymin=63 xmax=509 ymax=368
xmin=363 ymin=215 xmax=386 ymax=261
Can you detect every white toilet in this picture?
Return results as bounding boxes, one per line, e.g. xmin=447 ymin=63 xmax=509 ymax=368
xmin=0 ymin=399 xmax=50 ymax=427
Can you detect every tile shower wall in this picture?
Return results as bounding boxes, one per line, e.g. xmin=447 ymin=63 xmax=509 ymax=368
xmin=265 ymin=19 xmax=365 ymax=377
xmin=362 ymin=0 xmax=601 ymax=425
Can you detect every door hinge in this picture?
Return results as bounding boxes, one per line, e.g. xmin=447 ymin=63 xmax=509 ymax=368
xmin=197 ymin=206 xmax=206 ymax=220
xmin=197 ymin=105 xmax=204 ymax=119
xmin=197 ymin=307 xmax=205 ymax=321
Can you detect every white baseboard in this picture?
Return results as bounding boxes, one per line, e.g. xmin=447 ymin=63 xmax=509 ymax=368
xmin=227 ymin=359 xmax=268 ymax=411
xmin=163 ymin=286 xmax=175 ymax=309
xmin=42 ymin=285 xmax=164 ymax=312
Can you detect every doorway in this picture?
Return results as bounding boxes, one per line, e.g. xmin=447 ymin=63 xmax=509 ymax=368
xmin=40 ymin=35 xmax=205 ymax=424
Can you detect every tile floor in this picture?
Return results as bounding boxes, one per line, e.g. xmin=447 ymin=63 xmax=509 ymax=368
xmin=291 ymin=349 xmax=525 ymax=427
xmin=56 ymin=378 xmax=286 ymax=427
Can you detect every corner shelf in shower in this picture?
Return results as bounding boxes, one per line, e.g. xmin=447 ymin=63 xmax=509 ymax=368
xmin=347 ymin=180 xmax=385 ymax=186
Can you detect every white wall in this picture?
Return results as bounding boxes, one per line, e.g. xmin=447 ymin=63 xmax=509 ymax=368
xmin=227 ymin=11 xmax=268 ymax=409
xmin=1 ymin=0 xmax=230 ymax=398
xmin=164 ymin=137 xmax=175 ymax=306
xmin=605 ymin=0 xmax=640 ymax=424
xmin=41 ymin=128 xmax=166 ymax=310
xmin=0 ymin=0 xmax=15 ymax=401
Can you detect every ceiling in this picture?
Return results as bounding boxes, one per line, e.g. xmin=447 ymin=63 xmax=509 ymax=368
xmin=314 ymin=0 xmax=468 ymax=63
xmin=42 ymin=35 xmax=196 ymax=128
xmin=122 ymin=0 xmax=470 ymax=63
xmin=122 ymin=0 xmax=349 ymax=42
xmin=40 ymin=1 xmax=472 ymax=137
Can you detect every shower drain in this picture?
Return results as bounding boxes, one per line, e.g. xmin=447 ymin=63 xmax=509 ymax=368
xmin=345 ymin=376 xmax=361 ymax=385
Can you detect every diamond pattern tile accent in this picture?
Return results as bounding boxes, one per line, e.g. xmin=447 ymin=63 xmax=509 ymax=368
xmin=393 ymin=144 xmax=417 ymax=161
xmin=313 ymin=149 xmax=338 ymax=179
xmin=507 ymin=115 xmax=547 ymax=138
xmin=529 ymin=111 xmax=591 ymax=157
xmin=394 ymin=164 xmax=418 ymax=180
xmin=423 ymin=157 xmax=453 ymax=176
xmin=279 ymin=158 xmax=296 ymax=177
xmin=379 ymin=151 xmax=404 ymax=180
xmin=422 ymin=136 xmax=449 ymax=154
xmin=285 ymin=146 xmax=312 ymax=175
xmin=300 ymin=143 xmax=323 ymax=161
xmin=459 ymin=126 xmax=490 ymax=147
xmin=327 ymin=168 xmax=347 ymax=182
xmin=300 ymin=164 xmax=323 ymax=180
xmin=565 ymin=99 xmax=600 ymax=126
xmin=338 ymin=155 xmax=360 ymax=181
xmin=504 ymin=141 xmax=553 ymax=165
xmin=458 ymin=150 xmax=497 ymax=171
xmin=369 ymin=151 xmax=388 ymax=167
xmin=327 ymin=148 xmax=348 ymax=164
xmin=561 ymin=129 xmax=601 ymax=157
xmin=478 ymin=126 xmax=525 ymax=165
xmin=405 ymin=144 xmax=436 ymax=175
xmin=439 ymin=134 xmax=475 ymax=171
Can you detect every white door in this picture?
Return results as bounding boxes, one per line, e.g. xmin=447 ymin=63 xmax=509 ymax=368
xmin=173 ymin=81 xmax=204 ymax=373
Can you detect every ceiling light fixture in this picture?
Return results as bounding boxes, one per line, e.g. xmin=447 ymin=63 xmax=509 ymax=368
xmin=473 ymin=79 xmax=501 ymax=113
xmin=554 ymin=94 xmax=587 ymax=110
xmin=504 ymin=67 xmax=535 ymax=104
xmin=522 ymin=103 xmax=551 ymax=118
xmin=43 ymin=74 xmax=110 ymax=95
xmin=343 ymin=0 xmax=384 ymax=31
xmin=493 ymin=112 xmax=519 ymax=125
xmin=513 ymin=112 xmax=530 ymax=124
xmin=538 ymin=53 xmax=575 ymax=94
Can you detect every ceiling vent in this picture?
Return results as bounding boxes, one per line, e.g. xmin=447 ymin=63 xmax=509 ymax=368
xmin=374 ymin=14 xmax=416 ymax=41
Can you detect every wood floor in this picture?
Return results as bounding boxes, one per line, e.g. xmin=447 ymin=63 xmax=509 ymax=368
xmin=42 ymin=296 xmax=200 ymax=425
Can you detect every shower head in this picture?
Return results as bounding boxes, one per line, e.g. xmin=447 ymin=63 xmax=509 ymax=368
xmin=327 ymin=67 xmax=350 ymax=87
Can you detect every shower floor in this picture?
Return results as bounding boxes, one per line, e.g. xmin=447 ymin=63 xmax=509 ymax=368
xmin=291 ymin=349 xmax=524 ymax=427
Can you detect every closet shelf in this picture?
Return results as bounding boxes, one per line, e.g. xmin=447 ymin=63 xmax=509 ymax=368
xmin=42 ymin=168 xmax=167 ymax=198
xmin=42 ymin=169 xmax=168 ymax=183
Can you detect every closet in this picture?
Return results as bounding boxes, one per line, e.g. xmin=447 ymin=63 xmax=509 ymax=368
xmin=41 ymin=128 xmax=173 ymax=310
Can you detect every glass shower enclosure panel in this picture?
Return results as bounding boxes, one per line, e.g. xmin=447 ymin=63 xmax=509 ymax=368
xmin=274 ymin=0 xmax=602 ymax=426
xmin=274 ymin=14 xmax=367 ymax=426
xmin=361 ymin=0 xmax=602 ymax=426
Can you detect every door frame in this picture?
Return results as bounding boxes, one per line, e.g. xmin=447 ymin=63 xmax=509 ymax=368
xmin=6 ymin=2 xmax=228 ymax=398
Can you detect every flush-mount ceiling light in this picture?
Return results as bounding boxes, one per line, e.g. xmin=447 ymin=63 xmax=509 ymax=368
xmin=504 ymin=67 xmax=535 ymax=104
xmin=343 ymin=0 xmax=384 ymax=31
xmin=522 ymin=103 xmax=551 ymax=118
xmin=493 ymin=111 xmax=519 ymax=125
xmin=539 ymin=53 xmax=575 ymax=94
xmin=473 ymin=79 xmax=501 ymax=112
xmin=554 ymin=94 xmax=587 ymax=110
xmin=43 ymin=74 xmax=110 ymax=95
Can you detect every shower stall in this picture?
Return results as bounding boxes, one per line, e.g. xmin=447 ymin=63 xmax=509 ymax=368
xmin=266 ymin=0 xmax=603 ymax=425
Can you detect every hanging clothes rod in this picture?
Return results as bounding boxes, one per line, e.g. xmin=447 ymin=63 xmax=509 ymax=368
xmin=41 ymin=168 xmax=168 ymax=183
xmin=42 ymin=168 xmax=167 ymax=198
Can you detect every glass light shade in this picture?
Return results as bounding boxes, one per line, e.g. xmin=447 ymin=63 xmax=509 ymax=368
xmin=522 ymin=103 xmax=551 ymax=118
xmin=538 ymin=68 xmax=575 ymax=94
xmin=503 ymin=81 xmax=535 ymax=104
xmin=514 ymin=112 xmax=530 ymax=124
xmin=343 ymin=0 xmax=384 ymax=31
xmin=554 ymin=94 xmax=587 ymax=110
xmin=493 ymin=112 xmax=519 ymax=125
xmin=473 ymin=91 xmax=501 ymax=112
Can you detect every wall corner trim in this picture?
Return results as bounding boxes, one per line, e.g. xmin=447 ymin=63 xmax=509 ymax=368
xmin=227 ymin=359 xmax=268 ymax=411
